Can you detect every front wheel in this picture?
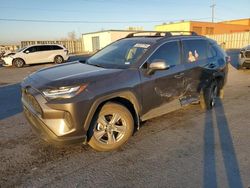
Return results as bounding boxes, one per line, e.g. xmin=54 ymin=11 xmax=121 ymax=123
xmin=13 ymin=58 xmax=25 ymax=68
xmin=200 ymin=81 xmax=218 ymax=110
xmin=88 ymin=102 xmax=134 ymax=151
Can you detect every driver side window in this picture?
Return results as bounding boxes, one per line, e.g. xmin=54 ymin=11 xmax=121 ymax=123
xmin=25 ymin=46 xmax=37 ymax=53
xmin=148 ymin=41 xmax=181 ymax=66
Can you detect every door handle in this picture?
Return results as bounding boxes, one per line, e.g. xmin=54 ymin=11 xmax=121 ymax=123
xmin=174 ymin=72 xmax=184 ymax=79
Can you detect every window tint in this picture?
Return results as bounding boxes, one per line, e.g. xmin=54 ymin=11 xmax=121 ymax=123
xmin=88 ymin=39 xmax=150 ymax=68
xmin=38 ymin=45 xmax=50 ymax=51
xmin=148 ymin=41 xmax=180 ymax=66
xmin=207 ymin=44 xmax=217 ymax=58
xmin=51 ymin=45 xmax=63 ymax=50
xmin=26 ymin=46 xmax=37 ymax=53
xmin=182 ymin=39 xmax=208 ymax=63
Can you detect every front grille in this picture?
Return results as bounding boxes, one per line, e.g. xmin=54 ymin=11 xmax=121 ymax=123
xmin=22 ymin=90 xmax=42 ymax=114
xmin=245 ymin=51 xmax=250 ymax=58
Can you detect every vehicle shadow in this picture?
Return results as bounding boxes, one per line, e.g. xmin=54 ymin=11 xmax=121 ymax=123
xmin=0 ymin=83 xmax=22 ymax=120
xmin=203 ymin=99 xmax=243 ymax=188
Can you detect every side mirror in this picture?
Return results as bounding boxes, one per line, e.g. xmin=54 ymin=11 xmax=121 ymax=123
xmin=24 ymin=50 xmax=29 ymax=54
xmin=147 ymin=59 xmax=170 ymax=74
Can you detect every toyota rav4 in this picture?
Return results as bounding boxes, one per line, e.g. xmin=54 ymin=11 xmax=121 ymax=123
xmin=21 ymin=31 xmax=229 ymax=151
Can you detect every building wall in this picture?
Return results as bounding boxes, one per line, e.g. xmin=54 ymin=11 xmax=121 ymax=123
xmin=155 ymin=20 xmax=250 ymax=35
xmin=110 ymin=31 xmax=134 ymax=42
xmin=155 ymin=22 xmax=190 ymax=32
xmin=21 ymin=40 xmax=83 ymax=54
xmin=206 ymin=31 xmax=250 ymax=49
xmin=190 ymin=21 xmax=250 ymax=35
xmin=82 ymin=31 xmax=134 ymax=53
xmin=82 ymin=32 xmax=111 ymax=53
xmin=220 ymin=18 xmax=250 ymax=26
xmin=0 ymin=45 xmax=20 ymax=52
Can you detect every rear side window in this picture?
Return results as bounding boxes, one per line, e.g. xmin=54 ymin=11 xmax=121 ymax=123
xmin=51 ymin=45 xmax=63 ymax=50
xmin=39 ymin=45 xmax=51 ymax=51
xmin=207 ymin=43 xmax=217 ymax=58
xmin=148 ymin=41 xmax=181 ymax=66
xmin=182 ymin=39 xmax=208 ymax=63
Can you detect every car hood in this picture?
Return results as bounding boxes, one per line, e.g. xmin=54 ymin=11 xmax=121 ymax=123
xmin=2 ymin=52 xmax=16 ymax=58
xmin=23 ymin=61 xmax=123 ymax=89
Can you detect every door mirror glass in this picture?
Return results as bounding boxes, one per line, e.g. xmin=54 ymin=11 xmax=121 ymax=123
xmin=148 ymin=59 xmax=170 ymax=74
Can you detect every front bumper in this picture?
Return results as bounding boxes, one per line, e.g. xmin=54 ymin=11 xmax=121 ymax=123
xmin=22 ymin=87 xmax=87 ymax=145
xmin=239 ymin=53 xmax=250 ymax=68
xmin=2 ymin=57 xmax=13 ymax=66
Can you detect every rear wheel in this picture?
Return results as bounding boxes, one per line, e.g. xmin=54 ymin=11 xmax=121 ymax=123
xmin=13 ymin=58 xmax=25 ymax=68
xmin=200 ymin=81 xmax=218 ymax=110
xmin=88 ymin=102 xmax=134 ymax=151
xmin=54 ymin=55 xmax=64 ymax=64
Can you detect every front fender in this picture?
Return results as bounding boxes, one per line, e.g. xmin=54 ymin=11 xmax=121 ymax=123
xmin=83 ymin=90 xmax=141 ymax=132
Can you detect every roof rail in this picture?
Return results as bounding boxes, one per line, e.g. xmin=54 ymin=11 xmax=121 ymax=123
xmin=126 ymin=31 xmax=160 ymax=38
xmin=165 ymin=31 xmax=198 ymax=36
xmin=126 ymin=31 xmax=198 ymax=38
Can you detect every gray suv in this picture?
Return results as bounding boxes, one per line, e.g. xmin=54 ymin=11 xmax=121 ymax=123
xmin=239 ymin=45 xmax=250 ymax=68
xmin=21 ymin=31 xmax=229 ymax=151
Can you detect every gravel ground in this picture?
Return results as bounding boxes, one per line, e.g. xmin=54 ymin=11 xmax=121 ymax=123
xmin=0 ymin=55 xmax=249 ymax=187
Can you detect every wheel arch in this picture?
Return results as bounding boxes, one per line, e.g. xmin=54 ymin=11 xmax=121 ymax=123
xmin=84 ymin=91 xmax=141 ymax=140
xmin=12 ymin=57 xmax=26 ymax=65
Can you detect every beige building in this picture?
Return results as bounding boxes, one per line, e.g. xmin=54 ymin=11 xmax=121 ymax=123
xmin=21 ymin=40 xmax=83 ymax=54
xmin=0 ymin=44 xmax=20 ymax=52
xmin=82 ymin=30 xmax=138 ymax=53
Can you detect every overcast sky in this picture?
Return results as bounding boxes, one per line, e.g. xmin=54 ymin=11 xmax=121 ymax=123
xmin=0 ymin=0 xmax=249 ymax=44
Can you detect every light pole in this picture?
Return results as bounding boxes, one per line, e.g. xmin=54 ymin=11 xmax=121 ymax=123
xmin=210 ymin=0 xmax=216 ymax=22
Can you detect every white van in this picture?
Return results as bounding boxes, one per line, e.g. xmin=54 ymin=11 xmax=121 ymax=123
xmin=2 ymin=44 xmax=69 ymax=67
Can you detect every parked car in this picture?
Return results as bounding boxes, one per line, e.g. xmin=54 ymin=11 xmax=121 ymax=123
xmin=21 ymin=31 xmax=229 ymax=151
xmin=239 ymin=45 xmax=250 ymax=68
xmin=2 ymin=44 xmax=69 ymax=67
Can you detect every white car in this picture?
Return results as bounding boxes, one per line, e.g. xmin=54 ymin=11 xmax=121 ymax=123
xmin=2 ymin=44 xmax=69 ymax=67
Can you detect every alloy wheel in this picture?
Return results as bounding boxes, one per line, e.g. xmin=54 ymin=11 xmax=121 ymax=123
xmin=93 ymin=113 xmax=127 ymax=144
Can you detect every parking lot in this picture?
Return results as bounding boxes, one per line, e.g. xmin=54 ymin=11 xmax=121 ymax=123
xmin=0 ymin=54 xmax=250 ymax=187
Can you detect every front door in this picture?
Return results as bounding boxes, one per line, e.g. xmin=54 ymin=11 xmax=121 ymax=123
xmin=23 ymin=46 xmax=42 ymax=64
xmin=140 ymin=40 xmax=186 ymax=121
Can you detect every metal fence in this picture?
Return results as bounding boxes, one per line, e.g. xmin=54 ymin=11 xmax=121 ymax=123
xmin=21 ymin=40 xmax=84 ymax=54
xmin=206 ymin=31 xmax=250 ymax=49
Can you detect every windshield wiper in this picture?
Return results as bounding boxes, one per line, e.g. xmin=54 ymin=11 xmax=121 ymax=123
xmin=85 ymin=61 xmax=103 ymax=68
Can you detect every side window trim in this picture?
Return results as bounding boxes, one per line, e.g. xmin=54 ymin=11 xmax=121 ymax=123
xmin=140 ymin=39 xmax=180 ymax=69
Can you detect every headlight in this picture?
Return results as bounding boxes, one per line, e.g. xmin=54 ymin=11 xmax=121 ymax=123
xmin=42 ymin=84 xmax=87 ymax=99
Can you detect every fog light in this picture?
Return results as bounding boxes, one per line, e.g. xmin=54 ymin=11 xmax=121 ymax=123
xmin=64 ymin=112 xmax=73 ymax=129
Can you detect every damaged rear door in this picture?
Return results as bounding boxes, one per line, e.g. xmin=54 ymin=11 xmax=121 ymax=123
xmin=179 ymin=38 xmax=216 ymax=105
xmin=140 ymin=40 xmax=186 ymax=121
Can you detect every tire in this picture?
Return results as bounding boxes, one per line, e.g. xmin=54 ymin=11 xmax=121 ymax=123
xmin=88 ymin=102 xmax=134 ymax=151
xmin=13 ymin=58 xmax=25 ymax=68
xmin=200 ymin=81 xmax=218 ymax=110
xmin=54 ymin=55 xmax=64 ymax=64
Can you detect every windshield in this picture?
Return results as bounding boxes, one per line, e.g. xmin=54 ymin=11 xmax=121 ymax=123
xmin=87 ymin=39 xmax=150 ymax=69
xmin=17 ymin=47 xmax=26 ymax=52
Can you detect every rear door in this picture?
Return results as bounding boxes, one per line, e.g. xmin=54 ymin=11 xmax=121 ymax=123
xmin=38 ymin=45 xmax=53 ymax=63
xmin=180 ymin=38 xmax=210 ymax=104
xmin=140 ymin=40 xmax=187 ymax=120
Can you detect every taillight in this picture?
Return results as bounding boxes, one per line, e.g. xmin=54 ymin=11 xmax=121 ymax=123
xmin=64 ymin=50 xmax=68 ymax=55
